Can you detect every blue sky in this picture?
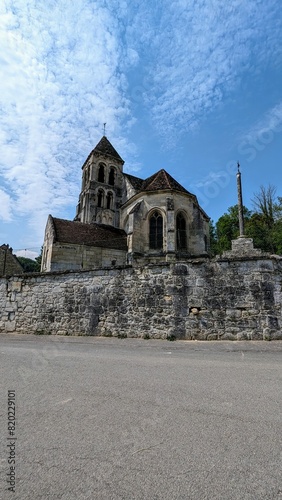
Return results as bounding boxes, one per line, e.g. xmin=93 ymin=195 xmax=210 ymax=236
xmin=0 ymin=0 xmax=281 ymax=258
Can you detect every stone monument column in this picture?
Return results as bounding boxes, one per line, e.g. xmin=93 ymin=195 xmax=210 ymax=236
xmin=237 ymin=162 xmax=245 ymax=237
xmin=222 ymin=163 xmax=262 ymax=257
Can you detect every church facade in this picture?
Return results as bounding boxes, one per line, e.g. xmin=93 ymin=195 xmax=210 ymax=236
xmin=41 ymin=136 xmax=210 ymax=272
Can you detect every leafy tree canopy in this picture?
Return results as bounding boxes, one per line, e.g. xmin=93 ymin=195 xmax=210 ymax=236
xmin=17 ymin=257 xmax=41 ymax=272
xmin=212 ymin=185 xmax=282 ymax=256
xmin=17 ymin=247 xmax=42 ymax=273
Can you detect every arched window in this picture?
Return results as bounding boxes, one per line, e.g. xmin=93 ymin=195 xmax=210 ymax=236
xmin=108 ymin=167 xmax=115 ymax=186
xmin=176 ymin=213 xmax=187 ymax=251
xmin=106 ymin=192 xmax=113 ymax=209
xmin=98 ymin=164 xmax=105 ymax=183
xmin=149 ymin=211 xmax=163 ymax=250
xmin=97 ymin=189 xmax=104 ymax=208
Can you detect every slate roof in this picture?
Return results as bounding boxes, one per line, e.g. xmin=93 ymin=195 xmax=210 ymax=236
xmin=51 ymin=217 xmax=127 ymax=250
xmin=81 ymin=136 xmax=124 ymax=170
xmin=124 ymin=169 xmax=193 ymax=195
xmin=123 ymin=173 xmax=144 ymax=191
xmin=125 ymin=169 xmax=192 ymax=196
xmin=142 ymin=169 xmax=192 ymax=194
xmin=123 ymin=168 xmax=209 ymax=219
xmin=92 ymin=136 xmax=124 ymax=163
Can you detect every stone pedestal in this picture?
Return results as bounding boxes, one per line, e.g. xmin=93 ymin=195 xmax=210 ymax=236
xmin=222 ymin=237 xmax=262 ymax=258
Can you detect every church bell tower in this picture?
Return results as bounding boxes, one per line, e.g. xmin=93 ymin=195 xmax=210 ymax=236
xmin=75 ymin=136 xmax=124 ymax=227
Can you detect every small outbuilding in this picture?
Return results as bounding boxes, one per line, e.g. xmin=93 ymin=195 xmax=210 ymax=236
xmin=0 ymin=244 xmax=23 ymax=276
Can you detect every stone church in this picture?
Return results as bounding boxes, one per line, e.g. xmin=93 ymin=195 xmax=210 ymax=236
xmin=41 ymin=136 xmax=210 ymax=271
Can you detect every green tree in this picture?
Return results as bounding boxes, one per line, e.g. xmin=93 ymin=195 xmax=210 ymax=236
xmin=248 ymin=185 xmax=282 ymax=254
xmin=34 ymin=246 xmax=43 ymax=270
xmin=213 ymin=186 xmax=282 ymax=255
xmin=209 ymin=220 xmax=218 ymax=256
xmin=244 ymin=214 xmax=271 ymax=252
xmin=251 ymin=185 xmax=276 ymax=228
xmin=271 ymin=218 xmax=282 ymax=254
xmin=274 ymin=196 xmax=282 ymax=220
xmin=17 ymin=247 xmax=43 ymax=272
xmin=215 ymin=205 xmax=251 ymax=253
xmin=17 ymin=257 xmax=40 ymax=272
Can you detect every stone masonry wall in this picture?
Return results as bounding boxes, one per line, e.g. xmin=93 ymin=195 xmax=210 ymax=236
xmin=0 ymin=256 xmax=282 ymax=340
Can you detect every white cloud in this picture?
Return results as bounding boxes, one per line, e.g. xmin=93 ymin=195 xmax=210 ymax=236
xmin=126 ymin=0 xmax=281 ymax=146
xmin=0 ymin=0 xmax=136 ymax=243
xmin=0 ymin=188 xmax=13 ymax=222
xmin=15 ymin=249 xmax=39 ymax=260
xmin=237 ymin=101 xmax=282 ymax=162
xmin=240 ymin=102 xmax=282 ymax=141
xmin=0 ymin=0 xmax=281 ymax=249
xmin=194 ymin=171 xmax=230 ymax=190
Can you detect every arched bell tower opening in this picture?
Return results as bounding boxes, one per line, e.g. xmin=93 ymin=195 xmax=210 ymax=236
xmin=98 ymin=164 xmax=105 ymax=183
xmin=109 ymin=167 xmax=115 ymax=186
xmin=75 ymin=136 xmax=124 ymax=227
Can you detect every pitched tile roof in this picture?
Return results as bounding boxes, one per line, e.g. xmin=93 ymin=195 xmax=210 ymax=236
xmin=124 ymin=169 xmax=193 ymax=195
xmin=0 ymin=245 xmax=23 ymax=275
xmin=51 ymin=217 xmax=127 ymax=250
xmin=124 ymin=173 xmax=144 ymax=191
xmin=93 ymin=136 xmax=124 ymax=163
xmin=141 ymin=169 xmax=192 ymax=195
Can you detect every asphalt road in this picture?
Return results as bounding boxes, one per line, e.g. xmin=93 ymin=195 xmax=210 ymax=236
xmin=0 ymin=334 xmax=281 ymax=500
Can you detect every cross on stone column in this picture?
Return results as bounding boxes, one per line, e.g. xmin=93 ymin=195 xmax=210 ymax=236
xmin=237 ymin=162 xmax=245 ymax=237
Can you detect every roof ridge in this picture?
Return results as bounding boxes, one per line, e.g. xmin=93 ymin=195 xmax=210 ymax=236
xmin=163 ymin=169 xmax=171 ymax=186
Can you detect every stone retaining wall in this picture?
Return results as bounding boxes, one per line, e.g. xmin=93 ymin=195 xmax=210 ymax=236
xmin=0 ymin=256 xmax=282 ymax=340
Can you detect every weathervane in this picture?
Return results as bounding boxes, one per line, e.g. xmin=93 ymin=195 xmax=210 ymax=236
xmin=103 ymin=122 xmax=106 ymax=136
